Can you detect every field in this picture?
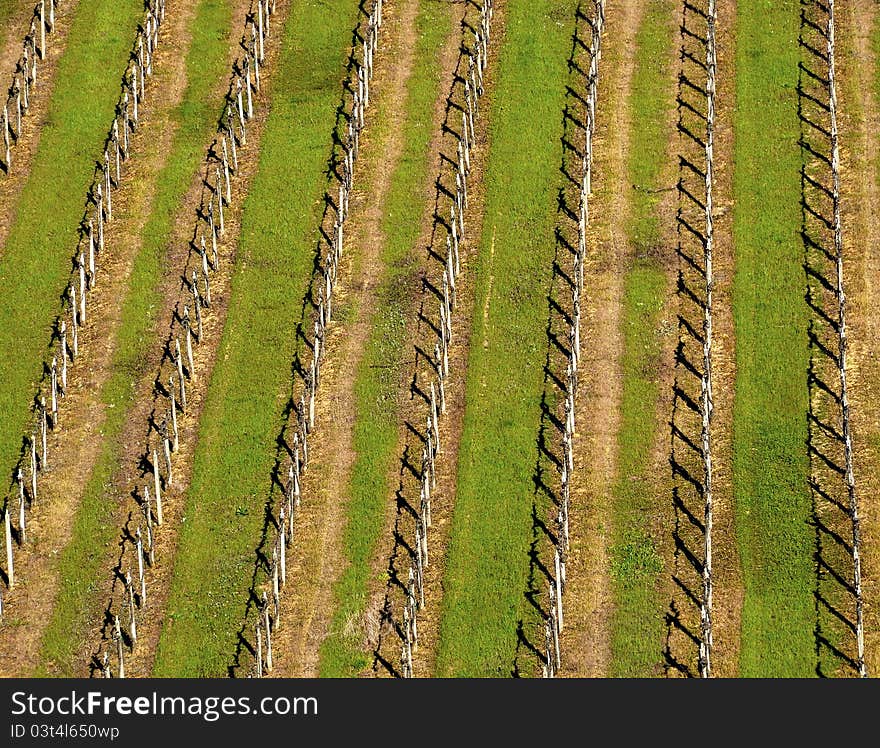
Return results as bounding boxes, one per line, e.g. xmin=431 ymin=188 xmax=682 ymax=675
xmin=0 ymin=0 xmax=877 ymax=679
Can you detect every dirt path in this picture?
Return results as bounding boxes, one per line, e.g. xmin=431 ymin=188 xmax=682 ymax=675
xmin=0 ymin=0 xmax=203 ymax=677
xmin=79 ymin=0 xmax=288 ymax=678
xmin=555 ymin=0 xmax=642 ymax=679
xmin=264 ymin=0 xmax=431 ymax=678
xmin=0 ymin=0 xmax=81 ymax=252
xmin=834 ymin=0 xmax=880 ymax=678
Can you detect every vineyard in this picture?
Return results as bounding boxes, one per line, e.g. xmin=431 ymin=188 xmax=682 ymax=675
xmin=0 ymin=0 xmax=878 ymax=679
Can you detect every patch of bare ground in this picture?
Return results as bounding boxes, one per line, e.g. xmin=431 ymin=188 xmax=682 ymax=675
xmin=265 ymin=0 xmax=451 ymax=678
xmin=834 ymin=0 xmax=880 ymax=677
xmin=368 ymin=0 xmax=505 ymax=679
xmin=81 ymin=0 xmax=291 ymax=678
xmin=0 ymin=0 xmax=205 ymax=677
xmin=0 ymin=0 xmax=82 ymax=252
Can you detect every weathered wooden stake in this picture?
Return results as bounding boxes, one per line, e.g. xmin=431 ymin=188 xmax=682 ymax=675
xmin=185 ymin=317 xmax=195 ymax=376
xmin=97 ymin=193 xmax=105 ymax=252
xmin=112 ymin=120 xmax=121 ymax=185
xmin=151 ymin=449 xmax=162 ymax=524
xmin=60 ymin=322 xmax=68 ymax=391
xmin=278 ymin=510 xmax=287 ymax=583
xmin=3 ymin=105 xmax=10 ymax=168
xmin=115 ymin=616 xmax=125 ymax=677
xmin=169 ymin=379 xmax=179 ymax=452
xmin=144 ymin=485 xmax=155 ymax=565
xmin=136 ymin=526 xmax=146 ymax=602
xmin=292 ymin=444 xmax=301 ymax=506
xmin=163 ymin=437 xmax=173 ymax=489
xmin=78 ymin=254 xmax=87 ymax=323
xmin=272 ymin=547 xmax=280 ymax=625
xmin=193 ymin=280 xmax=203 ymax=340
xmin=435 ymin=344 xmax=447 ymax=414
xmin=4 ymin=507 xmax=14 ymax=587
xmin=236 ymin=79 xmax=246 ymax=143
xmin=555 ymin=548 xmax=564 ymax=631
xmin=245 ymin=60 xmax=254 ymax=119
xmin=221 ymin=142 xmax=231 ymax=206
xmin=50 ymin=356 xmax=59 ymax=425
xmin=88 ymin=219 xmax=96 ymax=284
xmin=430 ymin=382 xmax=440 ymax=455
xmin=202 ymin=269 xmax=211 ymax=308
xmin=263 ymin=594 xmax=273 ymax=670
xmin=255 ymin=622 xmax=263 ymax=677
xmin=213 ymin=176 xmax=225 ymax=242
xmin=122 ymin=93 xmax=131 ymax=153
xmin=226 ymin=108 xmax=238 ymax=171
xmin=126 ymin=572 xmax=137 ymax=645
xmin=30 ymin=435 xmax=37 ymax=501
xmin=175 ymin=338 xmax=187 ymax=409
xmin=258 ymin=2 xmax=265 ymax=61
xmin=17 ymin=470 xmax=26 ymax=544
xmin=40 ymin=397 xmax=47 ymax=467
xmin=251 ymin=29 xmax=261 ymax=92
xmin=40 ymin=1 xmax=46 ymax=60
xmin=104 ymin=158 xmax=112 ymax=221
xmin=69 ymin=302 xmax=78 ymax=363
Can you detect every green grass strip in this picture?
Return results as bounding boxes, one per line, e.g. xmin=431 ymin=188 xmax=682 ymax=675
xmin=35 ymin=0 xmax=235 ymax=676
xmin=0 ymin=0 xmax=143 ymax=478
xmin=607 ymin=0 xmax=675 ymax=678
xmin=434 ymin=0 xmax=573 ymax=678
xmin=732 ymin=1 xmax=814 ymax=676
xmin=317 ymin=0 xmax=453 ymax=677
xmin=153 ymin=0 xmax=363 ymax=677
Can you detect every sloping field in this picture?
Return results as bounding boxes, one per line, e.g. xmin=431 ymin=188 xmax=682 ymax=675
xmin=0 ymin=0 xmax=877 ymax=679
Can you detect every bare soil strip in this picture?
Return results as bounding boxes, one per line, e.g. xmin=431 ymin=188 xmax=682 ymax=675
xmin=0 ymin=0 xmax=204 ymax=677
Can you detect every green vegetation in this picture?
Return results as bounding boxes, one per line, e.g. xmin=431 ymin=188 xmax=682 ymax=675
xmin=153 ymin=0 xmax=364 ymax=677
xmin=317 ymin=0 xmax=453 ymax=677
xmin=607 ymin=0 xmax=675 ymax=677
xmin=37 ymin=0 xmax=235 ymax=676
xmin=434 ymin=0 xmax=573 ymax=677
xmin=732 ymin=1 xmax=814 ymax=676
xmin=0 ymin=0 xmax=142 ymax=478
